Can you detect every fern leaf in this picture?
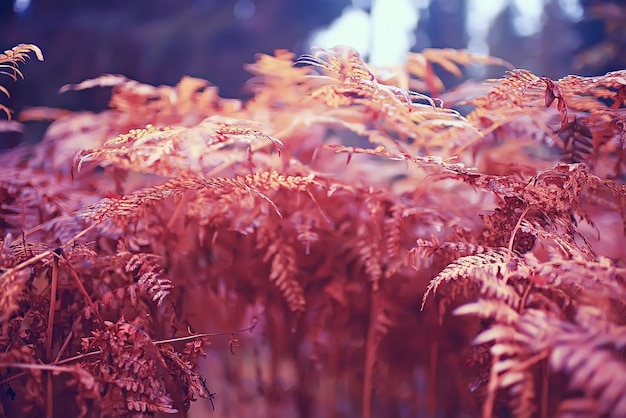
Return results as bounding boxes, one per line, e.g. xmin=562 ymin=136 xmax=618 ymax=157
xmin=422 ymin=249 xmax=528 ymax=310
xmin=453 ymin=299 xmax=520 ymax=325
xmin=289 ymin=210 xmax=321 ymax=255
xmin=266 ymin=238 xmax=306 ymax=312
xmin=295 ymin=46 xmax=481 ymax=155
xmin=557 ymin=117 xmax=595 ymax=163
xmin=383 ymin=203 xmax=404 ymax=278
xmin=469 ymin=319 xmax=539 ymax=418
xmin=0 ymin=44 xmax=43 ymax=81
xmin=550 ymin=332 xmax=626 ymax=417
xmin=260 ymin=226 xmax=306 ymax=312
xmin=125 ymin=253 xmax=173 ymax=306
xmin=58 ymin=74 xmax=129 ymax=93
xmin=84 ymin=318 xmax=178 ymax=415
xmin=529 ymin=254 xmax=626 ymax=300
xmin=0 ymin=44 xmax=43 ymax=118
xmin=356 ymin=223 xmax=383 ymax=285
xmin=77 ymin=171 xmax=318 ymax=222
xmin=73 ymin=118 xmax=282 ymax=176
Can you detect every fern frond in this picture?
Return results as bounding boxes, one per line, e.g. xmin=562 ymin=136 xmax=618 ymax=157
xmin=411 ymin=236 xmax=487 ymax=262
xmin=453 ymin=299 xmax=520 ymax=325
xmin=323 ymin=144 xmax=471 ymax=172
xmin=125 ymin=253 xmax=173 ymax=306
xmin=289 ymin=210 xmax=321 ymax=255
xmin=382 ymin=203 xmax=405 ymax=278
xmin=356 ymin=223 xmax=383 ymax=285
xmin=58 ymin=74 xmax=129 ymax=93
xmin=83 ymin=318 xmax=178 ymax=415
xmin=73 ymin=118 xmax=282 ymax=177
xmin=468 ymin=318 xmax=542 ymax=418
xmin=551 ymin=342 xmax=626 ymax=418
xmin=264 ymin=235 xmax=306 ymax=312
xmin=0 ymin=44 xmax=43 ymax=81
xmin=77 ymin=171 xmax=319 ymax=222
xmin=557 ymin=117 xmax=595 ymax=163
xmin=0 ymin=165 xmax=98 ymax=239
xmin=0 ymin=44 xmax=43 ymax=118
xmin=465 ymin=68 xmax=626 ymax=171
xmin=295 ymin=45 xmax=375 ymax=82
xmin=60 ymin=73 xmax=240 ymax=133
xmin=422 ymin=249 xmax=529 ymax=310
xmin=295 ymin=46 xmax=481 ymax=155
xmin=158 ymin=343 xmax=209 ymax=407
xmin=528 ymin=253 xmax=626 ymax=300
xmin=244 ymin=49 xmax=316 ymax=115
xmin=515 ymin=308 xmax=626 ymax=418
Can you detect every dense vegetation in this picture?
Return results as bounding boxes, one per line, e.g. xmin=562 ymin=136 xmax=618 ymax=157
xmin=1 ymin=42 xmax=625 ymax=417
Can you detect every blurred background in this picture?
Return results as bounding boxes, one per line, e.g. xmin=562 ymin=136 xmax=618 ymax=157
xmin=1 ymin=0 xmax=624 ymax=115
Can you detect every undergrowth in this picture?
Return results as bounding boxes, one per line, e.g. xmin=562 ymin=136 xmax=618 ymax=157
xmin=1 ymin=42 xmax=625 ymax=417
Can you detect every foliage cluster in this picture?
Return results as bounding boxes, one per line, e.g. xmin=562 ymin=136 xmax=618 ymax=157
xmin=0 ymin=42 xmax=625 ymax=417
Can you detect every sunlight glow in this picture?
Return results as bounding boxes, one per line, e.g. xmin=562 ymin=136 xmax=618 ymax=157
xmin=511 ymin=0 xmax=546 ymax=37
xmin=465 ymin=0 xmax=507 ymax=55
xmin=309 ymin=0 xmax=583 ymax=66
xmin=369 ymin=0 xmax=419 ymax=66
xmin=13 ymin=0 xmax=31 ymax=14
xmin=559 ymin=0 xmax=583 ymax=21
xmin=308 ymin=6 xmax=372 ymax=58
xmin=308 ymin=0 xmax=426 ymax=66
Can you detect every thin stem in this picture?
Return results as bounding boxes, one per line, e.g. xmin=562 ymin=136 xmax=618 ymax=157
xmin=362 ymin=283 xmax=380 ymax=418
xmin=45 ymin=256 xmax=58 ymax=363
xmin=54 ymin=311 xmax=86 ymax=363
xmin=54 ymin=318 xmax=257 ymax=366
xmin=58 ymin=252 xmax=105 ymax=327
xmin=45 ymin=256 xmax=59 ymax=418
xmin=0 ymin=363 xmax=76 ymax=373
xmin=0 ymin=371 xmax=27 ymax=386
xmin=0 ymin=319 xmax=259 ymax=387
xmin=541 ymin=360 xmax=549 ymax=418
xmin=482 ymin=354 xmax=500 ymax=418
xmin=507 ymin=206 xmax=530 ymax=261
